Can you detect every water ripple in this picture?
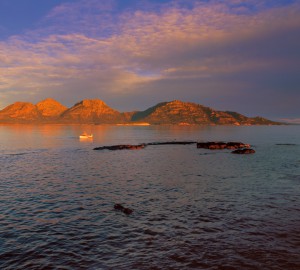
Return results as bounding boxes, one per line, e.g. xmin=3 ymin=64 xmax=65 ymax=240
xmin=1 ymin=126 xmax=300 ymax=269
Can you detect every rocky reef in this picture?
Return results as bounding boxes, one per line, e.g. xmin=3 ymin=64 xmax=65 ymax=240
xmin=231 ymin=148 xmax=256 ymax=154
xmin=93 ymin=141 xmax=256 ymax=155
xmin=94 ymin=144 xmax=146 ymax=151
xmin=197 ymin=141 xmax=250 ymax=150
xmin=94 ymin=141 xmax=198 ymax=151
xmin=147 ymin=141 xmax=197 ymax=145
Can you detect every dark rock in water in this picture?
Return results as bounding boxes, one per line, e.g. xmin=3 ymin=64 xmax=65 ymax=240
xmin=114 ymin=204 xmax=125 ymax=211
xmin=197 ymin=141 xmax=226 ymax=150
xmin=275 ymin=143 xmax=297 ymax=146
xmin=226 ymin=141 xmax=251 ymax=149
xmin=94 ymin=141 xmax=252 ymax=153
xmin=231 ymin=148 xmax=255 ymax=154
xmin=94 ymin=142 xmax=197 ymax=150
xmin=94 ymin=144 xmax=146 ymax=151
xmin=123 ymin=208 xmax=133 ymax=215
xmin=114 ymin=204 xmax=133 ymax=215
xmin=147 ymin=141 xmax=196 ymax=146
xmin=94 ymin=141 xmax=252 ymax=151
xmin=197 ymin=141 xmax=250 ymax=150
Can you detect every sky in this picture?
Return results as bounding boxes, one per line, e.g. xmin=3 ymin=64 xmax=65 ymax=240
xmin=0 ymin=0 xmax=299 ymax=121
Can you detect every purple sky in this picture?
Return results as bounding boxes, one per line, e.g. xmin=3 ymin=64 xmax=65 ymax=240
xmin=0 ymin=0 xmax=299 ymax=121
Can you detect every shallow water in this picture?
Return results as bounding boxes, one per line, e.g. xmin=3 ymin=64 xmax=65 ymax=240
xmin=0 ymin=125 xmax=299 ymax=269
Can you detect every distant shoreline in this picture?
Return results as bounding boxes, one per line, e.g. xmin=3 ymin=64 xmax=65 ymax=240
xmin=116 ymin=123 xmax=150 ymax=126
xmin=0 ymin=122 xmax=290 ymax=126
xmin=0 ymin=98 xmax=284 ymax=125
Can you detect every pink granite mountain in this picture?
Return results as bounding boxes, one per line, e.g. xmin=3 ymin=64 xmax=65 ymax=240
xmin=0 ymin=98 xmax=280 ymax=125
xmin=60 ymin=99 xmax=125 ymax=124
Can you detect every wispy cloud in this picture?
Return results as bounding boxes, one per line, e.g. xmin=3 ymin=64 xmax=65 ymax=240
xmin=0 ymin=0 xmax=299 ymax=116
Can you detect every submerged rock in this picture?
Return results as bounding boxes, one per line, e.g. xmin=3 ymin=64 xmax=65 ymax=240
xmin=123 ymin=208 xmax=133 ymax=215
xmin=147 ymin=141 xmax=196 ymax=145
xmin=231 ymin=148 xmax=255 ymax=154
xmin=114 ymin=204 xmax=133 ymax=215
xmin=94 ymin=144 xmax=146 ymax=151
xmin=275 ymin=143 xmax=297 ymax=146
xmin=114 ymin=204 xmax=124 ymax=211
xmin=197 ymin=141 xmax=250 ymax=150
xmin=94 ymin=141 xmax=196 ymax=150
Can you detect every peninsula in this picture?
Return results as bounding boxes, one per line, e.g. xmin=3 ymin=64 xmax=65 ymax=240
xmin=0 ymin=98 xmax=281 ymax=125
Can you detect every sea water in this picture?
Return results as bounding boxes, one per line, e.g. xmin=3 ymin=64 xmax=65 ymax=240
xmin=0 ymin=125 xmax=299 ymax=269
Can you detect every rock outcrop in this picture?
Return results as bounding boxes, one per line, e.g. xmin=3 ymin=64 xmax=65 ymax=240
xmin=231 ymin=148 xmax=256 ymax=154
xmin=197 ymin=141 xmax=250 ymax=150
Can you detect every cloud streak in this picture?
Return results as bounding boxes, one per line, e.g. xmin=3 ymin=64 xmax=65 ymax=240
xmin=0 ymin=0 xmax=299 ymax=118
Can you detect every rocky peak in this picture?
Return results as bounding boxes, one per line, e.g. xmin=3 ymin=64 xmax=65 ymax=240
xmin=75 ymin=99 xmax=109 ymax=111
xmin=60 ymin=99 xmax=123 ymax=123
xmin=169 ymin=100 xmax=184 ymax=104
xmin=36 ymin=98 xmax=67 ymax=117
xmin=132 ymin=100 xmax=212 ymax=124
xmin=0 ymin=101 xmax=40 ymax=121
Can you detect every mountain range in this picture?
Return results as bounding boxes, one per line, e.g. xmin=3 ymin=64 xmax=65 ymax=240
xmin=0 ymin=98 xmax=281 ymax=125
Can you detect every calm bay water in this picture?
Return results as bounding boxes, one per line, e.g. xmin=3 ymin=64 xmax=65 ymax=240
xmin=0 ymin=124 xmax=299 ymax=270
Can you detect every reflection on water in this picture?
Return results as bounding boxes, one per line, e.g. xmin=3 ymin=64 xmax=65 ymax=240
xmin=0 ymin=124 xmax=300 ymax=269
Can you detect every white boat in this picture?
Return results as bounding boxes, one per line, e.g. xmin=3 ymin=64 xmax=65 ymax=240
xmin=79 ymin=133 xmax=93 ymax=139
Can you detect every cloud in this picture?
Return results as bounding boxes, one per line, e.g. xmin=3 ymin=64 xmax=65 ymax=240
xmin=0 ymin=0 xmax=299 ymax=117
